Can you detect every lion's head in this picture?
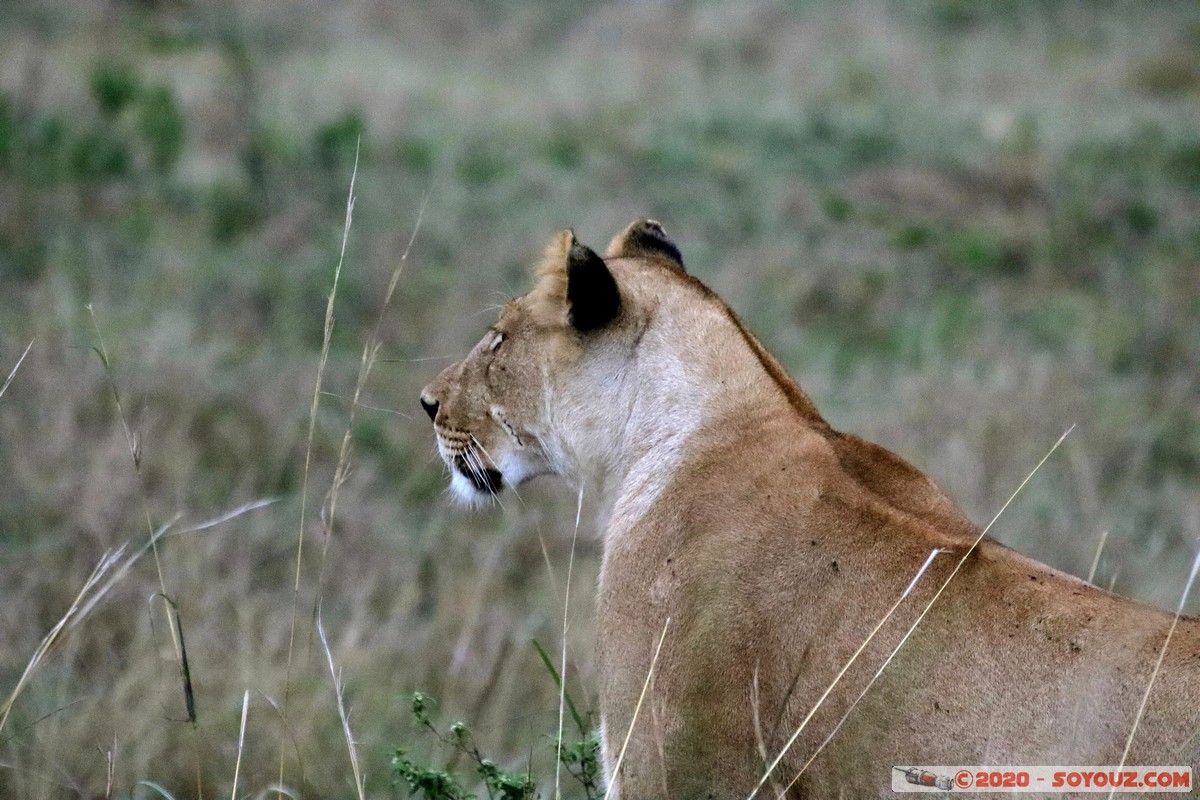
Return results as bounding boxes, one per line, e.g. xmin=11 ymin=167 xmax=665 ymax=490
xmin=420 ymin=219 xmax=686 ymax=504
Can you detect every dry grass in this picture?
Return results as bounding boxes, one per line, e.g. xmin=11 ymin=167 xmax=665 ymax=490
xmin=278 ymin=139 xmax=358 ymax=794
xmin=230 ymin=690 xmax=249 ymax=800
xmin=317 ymin=613 xmax=365 ymax=800
xmin=554 ymin=487 xmax=585 ymax=800
xmin=1107 ymin=549 xmax=1200 ymax=800
xmin=0 ymin=340 xmax=33 ymax=404
xmin=0 ymin=546 xmax=126 ymax=738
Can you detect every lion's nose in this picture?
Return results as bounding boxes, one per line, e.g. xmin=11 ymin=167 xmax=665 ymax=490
xmin=420 ymin=395 xmax=439 ymax=422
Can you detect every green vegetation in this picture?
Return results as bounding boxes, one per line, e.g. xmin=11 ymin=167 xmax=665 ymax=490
xmin=0 ymin=1 xmax=1197 ymax=797
xmin=391 ymin=690 xmax=599 ymax=800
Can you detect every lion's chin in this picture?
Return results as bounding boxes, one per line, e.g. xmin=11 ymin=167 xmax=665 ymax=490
xmin=449 ymin=462 xmax=503 ymax=506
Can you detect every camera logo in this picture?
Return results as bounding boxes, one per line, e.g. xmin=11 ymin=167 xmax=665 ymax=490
xmin=895 ymin=767 xmax=954 ymax=791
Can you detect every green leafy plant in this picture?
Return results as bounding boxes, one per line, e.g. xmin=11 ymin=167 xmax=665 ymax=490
xmin=391 ymin=692 xmax=537 ymax=800
xmin=392 ymin=668 xmax=603 ymax=800
xmin=531 ymin=640 xmax=601 ymax=799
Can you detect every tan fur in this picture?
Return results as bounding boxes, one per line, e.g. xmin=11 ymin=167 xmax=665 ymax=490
xmin=421 ymin=221 xmax=1200 ymax=799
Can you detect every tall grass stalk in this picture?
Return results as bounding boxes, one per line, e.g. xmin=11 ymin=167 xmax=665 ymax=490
xmin=1087 ymin=529 xmax=1109 ymax=585
xmin=231 ymin=691 xmax=250 ymax=800
xmin=554 ymin=487 xmax=584 ymax=800
xmin=0 ymin=339 xmax=33 ymax=403
xmin=0 ymin=546 xmax=126 ymax=735
xmin=316 ymin=613 xmax=365 ymax=800
xmin=749 ymin=664 xmax=785 ymax=799
xmin=536 ymin=531 xmax=592 ymax=728
xmin=256 ymin=787 xmax=299 ymax=800
xmin=256 ymin=787 xmax=300 ymax=800
xmin=0 ymin=500 xmax=269 ymax=788
xmin=603 ymin=615 xmax=670 ymax=800
xmin=745 ymin=548 xmax=944 ymax=799
xmin=89 ymin=307 xmax=205 ymax=796
xmin=183 ymin=498 xmax=277 ymax=534
xmin=1106 ymin=548 xmax=1200 ymax=800
xmin=75 ymin=501 xmax=269 ymax=625
xmin=87 ymin=308 xmax=172 ymax=603
xmin=775 ymin=425 xmax=1075 ymax=796
xmin=148 ymin=595 xmax=196 ymax=726
xmin=531 ymin=640 xmax=587 ymax=742
xmin=312 ymin=183 xmax=430 ymax=608
xmin=257 ymin=691 xmax=304 ymax=795
xmin=135 ymin=781 xmax=178 ymax=799
xmin=279 ymin=140 xmax=359 ymax=794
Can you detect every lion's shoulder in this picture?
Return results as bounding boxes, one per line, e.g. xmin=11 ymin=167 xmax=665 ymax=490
xmin=829 ymin=431 xmax=980 ymax=543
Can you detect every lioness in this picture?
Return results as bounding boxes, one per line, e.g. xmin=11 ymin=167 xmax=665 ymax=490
xmin=420 ymin=220 xmax=1199 ymax=798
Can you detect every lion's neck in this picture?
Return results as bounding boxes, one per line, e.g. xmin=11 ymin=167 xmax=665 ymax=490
xmin=604 ymin=351 xmax=712 ymax=532
xmin=596 ymin=298 xmax=798 ymax=533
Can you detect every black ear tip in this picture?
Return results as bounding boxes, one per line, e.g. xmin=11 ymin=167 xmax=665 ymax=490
xmin=568 ymin=239 xmax=591 ymax=261
xmin=627 ymin=219 xmax=683 ymax=268
xmin=565 ymin=237 xmax=620 ymax=332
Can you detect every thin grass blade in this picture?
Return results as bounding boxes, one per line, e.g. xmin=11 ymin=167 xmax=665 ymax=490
xmin=1106 ymin=548 xmax=1200 ymax=799
xmin=603 ymin=616 xmax=670 ymax=800
xmin=0 ymin=339 xmax=33 ymax=403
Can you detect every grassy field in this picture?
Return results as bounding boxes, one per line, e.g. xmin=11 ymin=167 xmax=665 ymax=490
xmin=1 ymin=1 xmax=1198 ymax=797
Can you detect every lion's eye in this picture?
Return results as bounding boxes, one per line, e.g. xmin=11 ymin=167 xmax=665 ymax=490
xmin=489 ymin=334 xmax=504 ymax=352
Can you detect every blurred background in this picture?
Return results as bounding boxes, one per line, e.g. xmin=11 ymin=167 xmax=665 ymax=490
xmin=1 ymin=0 xmax=1197 ymax=797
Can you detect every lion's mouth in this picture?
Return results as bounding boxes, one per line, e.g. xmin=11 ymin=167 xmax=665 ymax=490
xmin=453 ymin=456 xmax=503 ymax=495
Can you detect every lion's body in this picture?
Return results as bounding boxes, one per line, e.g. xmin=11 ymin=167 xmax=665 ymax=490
xmin=422 ymin=221 xmax=1199 ymax=798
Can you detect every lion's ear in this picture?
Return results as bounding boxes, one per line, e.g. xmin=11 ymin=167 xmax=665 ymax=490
xmin=566 ymin=235 xmax=620 ymax=331
xmin=606 ymin=219 xmax=684 ymax=270
xmin=532 ymin=229 xmax=620 ymax=331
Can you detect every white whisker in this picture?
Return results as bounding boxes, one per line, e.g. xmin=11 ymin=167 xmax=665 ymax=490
xmin=464 ymin=445 xmax=505 ymax=511
xmin=471 ymin=436 xmax=526 ymax=508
